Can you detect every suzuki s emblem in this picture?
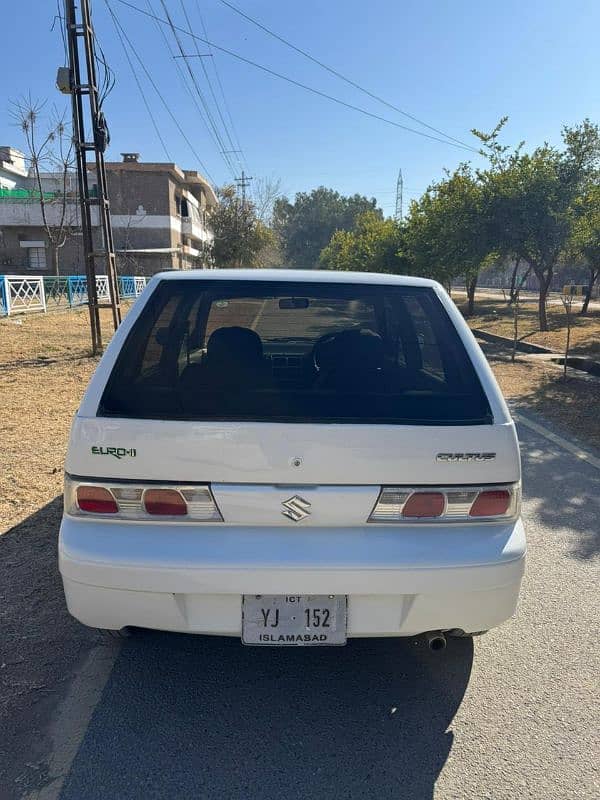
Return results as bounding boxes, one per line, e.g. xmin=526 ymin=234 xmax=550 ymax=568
xmin=281 ymin=495 xmax=311 ymax=522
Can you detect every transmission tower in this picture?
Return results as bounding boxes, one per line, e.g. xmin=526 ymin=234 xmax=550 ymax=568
xmin=395 ymin=169 xmax=403 ymax=221
xmin=63 ymin=0 xmax=121 ymax=355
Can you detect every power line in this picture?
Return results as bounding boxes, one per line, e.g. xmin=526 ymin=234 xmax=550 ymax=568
xmin=179 ymin=0 xmax=241 ymax=170
xmin=157 ymin=0 xmax=237 ymax=178
xmin=195 ymin=0 xmax=249 ymax=177
xmin=146 ymin=0 xmax=225 ymax=171
xmin=103 ymin=0 xmax=216 ymax=183
xmin=107 ymin=6 xmax=172 ymax=160
xmin=218 ymin=0 xmax=476 ymax=152
xmin=112 ymin=0 xmax=478 ymax=154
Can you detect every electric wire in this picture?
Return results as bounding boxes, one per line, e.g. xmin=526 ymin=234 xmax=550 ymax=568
xmin=112 ymin=0 xmax=478 ymax=154
xmin=195 ymin=0 xmax=249 ymax=176
xmin=157 ymin=0 xmax=237 ymax=178
xmin=179 ymin=0 xmax=242 ymax=170
xmin=103 ymin=0 xmax=216 ymax=183
xmin=106 ymin=4 xmax=172 ymax=160
xmin=146 ymin=0 xmax=225 ymax=163
xmin=218 ymin=0 xmax=475 ymax=152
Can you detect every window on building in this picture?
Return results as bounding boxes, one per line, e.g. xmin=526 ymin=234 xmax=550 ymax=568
xmin=27 ymin=247 xmax=47 ymax=271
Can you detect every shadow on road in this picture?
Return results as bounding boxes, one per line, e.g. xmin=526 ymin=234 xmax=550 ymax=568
xmin=60 ymin=631 xmax=473 ymax=800
xmin=0 ymin=497 xmax=99 ymax=799
xmin=516 ymin=417 xmax=600 ymax=560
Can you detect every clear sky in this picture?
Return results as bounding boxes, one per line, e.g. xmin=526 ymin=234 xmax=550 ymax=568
xmin=1 ymin=0 xmax=598 ymax=215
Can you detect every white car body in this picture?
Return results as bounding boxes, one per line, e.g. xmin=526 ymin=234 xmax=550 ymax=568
xmin=59 ymin=270 xmax=525 ymax=643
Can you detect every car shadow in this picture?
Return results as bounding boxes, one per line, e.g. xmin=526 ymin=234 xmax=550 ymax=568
xmin=60 ymin=631 xmax=473 ymax=800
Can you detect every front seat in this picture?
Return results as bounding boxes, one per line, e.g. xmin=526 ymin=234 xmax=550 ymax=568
xmin=180 ymin=326 xmax=273 ymax=406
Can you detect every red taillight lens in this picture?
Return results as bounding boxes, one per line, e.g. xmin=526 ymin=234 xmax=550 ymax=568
xmin=469 ymin=490 xmax=511 ymax=517
xmin=402 ymin=492 xmax=445 ymax=518
xmin=76 ymin=486 xmax=118 ymax=514
xmin=143 ymin=488 xmax=187 ymax=516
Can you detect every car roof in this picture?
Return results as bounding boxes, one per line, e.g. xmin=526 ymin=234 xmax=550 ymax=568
xmin=152 ymin=269 xmax=440 ymax=288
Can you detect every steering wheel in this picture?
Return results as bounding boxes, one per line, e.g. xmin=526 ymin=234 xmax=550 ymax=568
xmin=312 ymin=331 xmax=342 ymax=372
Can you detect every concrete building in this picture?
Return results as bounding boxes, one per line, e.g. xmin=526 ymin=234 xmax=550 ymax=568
xmin=0 ymin=148 xmax=217 ymax=276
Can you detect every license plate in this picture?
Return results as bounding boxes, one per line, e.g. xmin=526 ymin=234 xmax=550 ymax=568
xmin=242 ymin=595 xmax=347 ymax=646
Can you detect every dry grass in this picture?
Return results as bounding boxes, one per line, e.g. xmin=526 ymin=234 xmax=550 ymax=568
xmin=455 ymin=294 xmax=600 ymax=358
xmin=0 ymin=308 xmax=128 ymax=533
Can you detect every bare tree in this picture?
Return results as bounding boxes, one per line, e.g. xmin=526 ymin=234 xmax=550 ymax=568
xmin=253 ymin=176 xmax=283 ymax=224
xmin=11 ymin=97 xmax=79 ymax=276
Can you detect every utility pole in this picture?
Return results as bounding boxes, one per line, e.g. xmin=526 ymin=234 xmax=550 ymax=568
xmin=395 ymin=168 xmax=403 ymax=221
xmin=235 ymin=170 xmax=253 ymax=205
xmin=62 ymin=0 xmax=121 ymax=355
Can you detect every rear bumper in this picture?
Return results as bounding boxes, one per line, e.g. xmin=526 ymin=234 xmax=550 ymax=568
xmin=59 ymin=517 xmax=526 ymax=636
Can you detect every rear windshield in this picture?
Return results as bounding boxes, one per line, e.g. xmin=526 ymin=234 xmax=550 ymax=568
xmin=99 ymin=279 xmax=492 ymax=425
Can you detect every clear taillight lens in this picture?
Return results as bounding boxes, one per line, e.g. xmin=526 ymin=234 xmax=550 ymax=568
xmin=368 ymin=484 xmax=520 ymax=523
xmin=65 ymin=476 xmax=222 ymax=522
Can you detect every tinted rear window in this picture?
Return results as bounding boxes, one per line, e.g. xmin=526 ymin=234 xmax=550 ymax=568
xmin=99 ymin=280 xmax=492 ymax=425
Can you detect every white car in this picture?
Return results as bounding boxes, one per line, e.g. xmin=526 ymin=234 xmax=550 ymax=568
xmin=59 ymin=269 xmax=525 ymax=650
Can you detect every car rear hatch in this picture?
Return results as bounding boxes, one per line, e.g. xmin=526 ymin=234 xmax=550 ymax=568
xmin=66 ymin=276 xmax=520 ymax=526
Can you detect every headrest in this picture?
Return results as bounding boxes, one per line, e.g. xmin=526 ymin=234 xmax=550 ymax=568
xmin=206 ymin=326 xmax=263 ymax=363
xmin=319 ymin=329 xmax=384 ymax=371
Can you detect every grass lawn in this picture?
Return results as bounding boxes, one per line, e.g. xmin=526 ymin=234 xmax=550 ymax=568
xmin=454 ymin=293 xmax=600 ymax=359
xmin=0 ymin=307 xmax=129 ymax=533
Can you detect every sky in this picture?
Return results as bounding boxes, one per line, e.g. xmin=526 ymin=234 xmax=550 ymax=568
xmin=1 ymin=0 xmax=598 ymax=216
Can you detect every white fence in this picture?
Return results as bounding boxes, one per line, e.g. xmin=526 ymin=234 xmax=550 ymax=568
xmin=0 ymin=276 xmax=46 ymax=316
xmin=0 ymin=274 xmax=147 ymax=317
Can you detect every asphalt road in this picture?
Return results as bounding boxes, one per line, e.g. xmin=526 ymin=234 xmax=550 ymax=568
xmin=25 ymin=418 xmax=600 ymax=800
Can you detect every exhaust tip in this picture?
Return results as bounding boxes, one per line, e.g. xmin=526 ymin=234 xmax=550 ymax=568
xmin=424 ymin=631 xmax=447 ymax=652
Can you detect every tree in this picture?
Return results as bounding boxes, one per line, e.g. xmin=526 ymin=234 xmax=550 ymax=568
xmin=253 ymin=176 xmax=283 ymax=225
xmin=569 ymin=183 xmax=600 ymax=315
xmin=273 ymin=187 xmax=381 ymax=269
xmin=475 ymin=118 xmax=600 ymax=330
xmin=319 ymin=211 xmax=408 ymax=274
xmin=11 ymin=97 xmax=78 ymax=276
xmin=404 ymin=165 xmax=492 ymax=314
xmin=210 ymin=185 xmax=274 ymax=268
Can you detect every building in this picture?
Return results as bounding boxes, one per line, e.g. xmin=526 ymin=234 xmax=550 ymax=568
xmin=0 ymin=148 xmax=217 ymax=276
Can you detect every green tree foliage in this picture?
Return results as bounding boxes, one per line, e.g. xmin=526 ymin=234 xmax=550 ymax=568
xmin=404 ymin=165 xmax=492 ymax=314
xmin=273 ymin=187 xmax=381 ymax=269
xmin=474 ymin=119 xmax=600 ymax=330
xmin=319 ymin=211 xmax=407 ymax=274
xmin=569 ymin=183 xmax=600 ymax=314
xmin=210 ymin=185 xmax=274 ymax=268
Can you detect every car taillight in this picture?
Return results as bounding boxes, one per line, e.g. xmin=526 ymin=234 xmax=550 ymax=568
xmin=143 ymin=488 xmax=187 ymax=516
xmin=402 ymin=492 xmax=445 ymax=518
xmin=76 ymin=485 xmax=119 ymax=514
xmin=469 ymin=490 xmax=511 ymax=517
xmin=65 ymin=476 xmax=222 ymax=522
xmin=369 ymin=484 xmax=519 ymax=523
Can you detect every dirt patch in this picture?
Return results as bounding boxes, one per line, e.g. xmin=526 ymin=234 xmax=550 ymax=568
xmin=456 ymin=294 xmax=600 ymax=359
